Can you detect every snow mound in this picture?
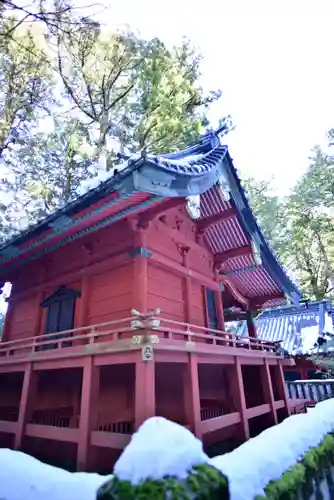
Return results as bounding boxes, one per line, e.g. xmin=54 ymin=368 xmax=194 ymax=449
xmin=0 ymin=448 xmax=109 ymax=500
xmin=211 ymin=398 xmax=334 ymax=499
xmin=2 ymin=402 xmax=334 ymax=500
xmin=114 ymin=416 xmax=209 ymax=484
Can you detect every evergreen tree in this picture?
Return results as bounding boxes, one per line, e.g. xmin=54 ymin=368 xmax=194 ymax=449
xmin=5 ymin=117 xmax=95 ymax=224
xmin=52 ymin=13 xmax=224 ymax=170
xmin=244 ymin=139 xmax=334 ymax=301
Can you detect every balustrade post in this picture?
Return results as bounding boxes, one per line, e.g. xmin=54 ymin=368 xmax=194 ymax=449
xmin=14 ymin=363 xmax=38 ymax=450
xmin=77 ymin=357 xmax=100 ymax=471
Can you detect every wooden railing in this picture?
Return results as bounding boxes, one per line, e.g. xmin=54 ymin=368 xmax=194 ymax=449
xmin=200 ymin=406 xmax=226 ymax=421
xmin=96 ymin=420 xmax=133 ymax=434
xmin=0 ymin=406 xmax=19 ymax=422
xmin=286 ymin=380 xmax=334 ymax=404
xmin=153 ymin=317 xmax=279 ymax=353
xmin=0 ymin=312 xmax=281 ymax=360
xmin=29 ymin=407 xmax=79 ymax=428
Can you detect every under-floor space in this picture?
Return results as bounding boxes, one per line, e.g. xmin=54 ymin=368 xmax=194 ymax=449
xmin=0 ymin=372 xmax=24 ymax=422
xmin=22 ymin=436 xmax=77 ymax=472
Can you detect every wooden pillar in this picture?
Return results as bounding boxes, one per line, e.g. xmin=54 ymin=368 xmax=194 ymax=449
xmin=135 ymin=357 xmax=155 ymax=430
xmin=77 ymin=273 xmax=90 ymax=345
xmin=183 ymin=353 xmax=202 ymax=438
xmin=14 ymin=363 xmax=37 ymax=450
xmin=214 ymin=271 xmax=225 ymax=331
xmin=33 ymin=291 xmax=44 ymax=336
xmin=261 ymin=359 xmax=278 ymax=425
xmin=276 ymin=361 xmax=290 ymax=417
xmin=77 ymin=357 xmax=100 ymax=471
xmin=180 ymin=247 xmax=191 ymax=323
xmin=246 ymin=311 xmax=257 ymax=338
xmin=230 ymin=357 xmax=250 ymax=440
xmin=78 ymin=273 xmax=90 ymax=328
xmin=132 ymin=229 xmax=148 ymax=314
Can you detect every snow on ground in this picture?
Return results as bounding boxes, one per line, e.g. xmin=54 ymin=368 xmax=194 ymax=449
xmin=1 ymin=401 xmax=334 ymax=500
xmin=0 ymin=448 xmax=109 ymax=500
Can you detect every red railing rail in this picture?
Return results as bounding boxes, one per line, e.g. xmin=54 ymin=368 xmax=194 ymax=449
xmin=151 ymin=316 xmax=278 ymax=353
xmin=0 ymin=316 xmax=135 ymax=357
xmin=0 ymin=311 xmax=280 ymax=359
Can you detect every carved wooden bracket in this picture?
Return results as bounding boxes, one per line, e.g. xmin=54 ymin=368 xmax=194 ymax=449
xmin=137 ymin=198 xmax=185 ymax=228
xmin=176 ymin=244 xmax=190 ymax=257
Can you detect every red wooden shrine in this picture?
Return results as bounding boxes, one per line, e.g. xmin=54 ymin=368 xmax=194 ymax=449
xmin=0 ymin=133 xmax=303 ymax=472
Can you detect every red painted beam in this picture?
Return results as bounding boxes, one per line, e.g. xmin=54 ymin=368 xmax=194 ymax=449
xmin=215 ymin=244 xmax=252 ymax=265
xmin=196 ymin=207 xmax=235 ymax=233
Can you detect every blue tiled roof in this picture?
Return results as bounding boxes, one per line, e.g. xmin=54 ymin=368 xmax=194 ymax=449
xmin=0 ymin=130 xmax=302 ymax=304
xmin=238 ymin=300 xmax=334 ymax=354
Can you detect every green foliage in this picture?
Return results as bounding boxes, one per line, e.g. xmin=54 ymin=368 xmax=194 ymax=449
xmin=244 ymin=143 xmax=334 ymax=301
xmin=243 ymin=177 xmax=288 ymax=258
xmin=5 ymin=117 xmax=95 ymax=223
xmin=97 ymin=464 xmax=229 ymax=500
xmin=0 ymin=17 xmax=53 ymax=156
xmin=0 ymin=8 xmax=225 ymax=233
xmin=52 ymin=14 xmax=224 ymax=165
xmin=257 ymin=433 xmax=334 ymax=499
xmin=308 ymin=354 xmax=334 ymax=372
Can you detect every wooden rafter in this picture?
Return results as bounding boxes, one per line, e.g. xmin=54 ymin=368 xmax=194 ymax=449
xmin=249 ymin=294 xmax=285 ymax=309
xmin=196 ymin=207 xmax=236 ymax=234
xmin=214 ymin=244 xmax=252 ymax=266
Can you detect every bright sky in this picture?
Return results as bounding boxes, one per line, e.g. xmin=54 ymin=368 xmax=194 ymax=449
xmin=94 ymin=0 xmax=334 ymax=195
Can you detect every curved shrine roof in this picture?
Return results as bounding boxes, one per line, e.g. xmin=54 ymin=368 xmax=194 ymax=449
xmin=0 ymin=132 xmax=301 ymax=307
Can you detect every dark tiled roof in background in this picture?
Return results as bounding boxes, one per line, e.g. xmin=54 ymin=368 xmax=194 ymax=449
xmin=238 ymin=300 xmax=334 ymax=353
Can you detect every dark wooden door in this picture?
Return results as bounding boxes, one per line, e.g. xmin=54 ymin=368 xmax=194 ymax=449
xmin=41 ymin=297 xmax=75 ymax=350
xmin=205 ymin=288 xmax=218 ymax=331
